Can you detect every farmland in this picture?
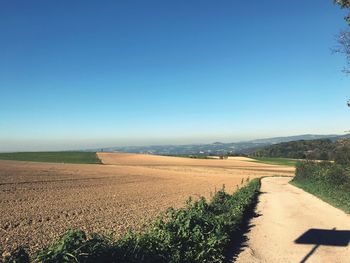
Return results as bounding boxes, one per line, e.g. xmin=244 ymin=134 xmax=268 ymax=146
xmin=0 ymin=152 xmax=101 ymax=164
xmin=0 ymin=153 xmax=294 ymax=255
xmin=250 ymin=157 xmax=298 ymax=167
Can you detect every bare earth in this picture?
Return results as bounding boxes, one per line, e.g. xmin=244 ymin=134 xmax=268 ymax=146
xmin=0 ymin=153 xmax=293 ymax=254
xmin=235 ymin=177 xmax=350 ymax=263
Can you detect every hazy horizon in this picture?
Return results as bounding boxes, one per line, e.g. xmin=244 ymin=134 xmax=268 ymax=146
xmin=1 ymin=1 xmax=349 ymax=152
xmin=0 ymin=131 xmax=347 ymax=152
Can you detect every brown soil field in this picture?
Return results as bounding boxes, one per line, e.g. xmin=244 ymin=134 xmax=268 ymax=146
xmin=0 ymin=153 xmax=294 ymax=255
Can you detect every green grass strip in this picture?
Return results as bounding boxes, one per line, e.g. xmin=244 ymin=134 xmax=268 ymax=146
xmin=290 ymin=179 xmax=350 ymax=214
xmin=0 ymin=152 xmax=101 ymax=164
xmin=290 ymin=161 xmax=350 ymax=214
xmin=250 ymin=157 xmax=298 ymax=167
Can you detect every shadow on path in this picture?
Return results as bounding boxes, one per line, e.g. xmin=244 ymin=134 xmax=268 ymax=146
xmin=295 ymin=228 xmax=350 ymax=263
xmin=224 ymin=191 xmax=266 ymax=262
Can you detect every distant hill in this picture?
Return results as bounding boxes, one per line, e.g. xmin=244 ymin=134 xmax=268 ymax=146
xmin=248 ymin=134 xmax=350 ymax=160
xmin=248 ymin=134 xmax=342 ymax=144
xmin=249 ymin=139 xmax=335 ymax=160
xmin=97 ymin=134 xmax=350 ymax=156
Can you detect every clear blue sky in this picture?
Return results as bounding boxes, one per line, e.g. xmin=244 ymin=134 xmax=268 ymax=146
xmin=1 ymin=1 xmax=349 ymax=151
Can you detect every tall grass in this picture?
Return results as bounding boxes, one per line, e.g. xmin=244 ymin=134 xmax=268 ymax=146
xmin=291 ymin=161 xmax=350 ymax=213
xmin=3 ymin=179 xmax=261 ymax=263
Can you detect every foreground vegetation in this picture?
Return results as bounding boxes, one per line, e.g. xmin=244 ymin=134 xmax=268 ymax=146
xmin=251 ymin=157 xmax=298 ymax=167
xmin=0 ymin=152 xmax=101 ymax=164
xmin=291 ymin=161 xmax=350 ymax=213
xmin=3 ymin=179 xmax=261 ymax=263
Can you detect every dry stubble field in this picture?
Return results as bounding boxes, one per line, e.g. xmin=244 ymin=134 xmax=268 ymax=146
xmin=0 ymin=152 xmax=294 ymax=254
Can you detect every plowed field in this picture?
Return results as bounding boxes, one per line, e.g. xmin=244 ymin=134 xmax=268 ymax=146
xmin=0 ymin=153 xmax=294 ymax=254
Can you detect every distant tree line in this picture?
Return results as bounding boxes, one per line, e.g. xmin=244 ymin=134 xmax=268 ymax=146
xmin=250 ymin=138 xmax=350 ymax=163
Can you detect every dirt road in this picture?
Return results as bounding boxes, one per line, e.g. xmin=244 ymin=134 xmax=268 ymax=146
xmin=235 ymin=177 xmax=350 ymax=263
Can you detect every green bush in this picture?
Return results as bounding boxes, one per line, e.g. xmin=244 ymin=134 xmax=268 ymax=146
xmin=292 ymin=161 xmax=350 ymax=213
xmin=6 ymin=179 xmax=260 ymax=263
xmin=35 ymin=230 xmax=114 ymax=263
xmin=1 ymin=247 xmax=30 ymax=263
xmin=333 ymin=143 xmax=350 ymax=165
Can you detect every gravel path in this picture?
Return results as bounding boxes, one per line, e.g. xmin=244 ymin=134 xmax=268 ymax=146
xmin=235 ymin=177 xmax=350 ymax=263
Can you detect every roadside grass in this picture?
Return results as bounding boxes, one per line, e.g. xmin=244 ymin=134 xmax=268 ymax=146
xmin=0 ymin=152 xmax=101 ymax=164
xmin=290 ymin=161 xmax=350 ymax=214
xmin=250 ymin=157 xmax=298 ymax=167
xmin=3 ymin=179 xmax=261 ymax=263
xmin=290 ymin=180 xmax=350 ymax=213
